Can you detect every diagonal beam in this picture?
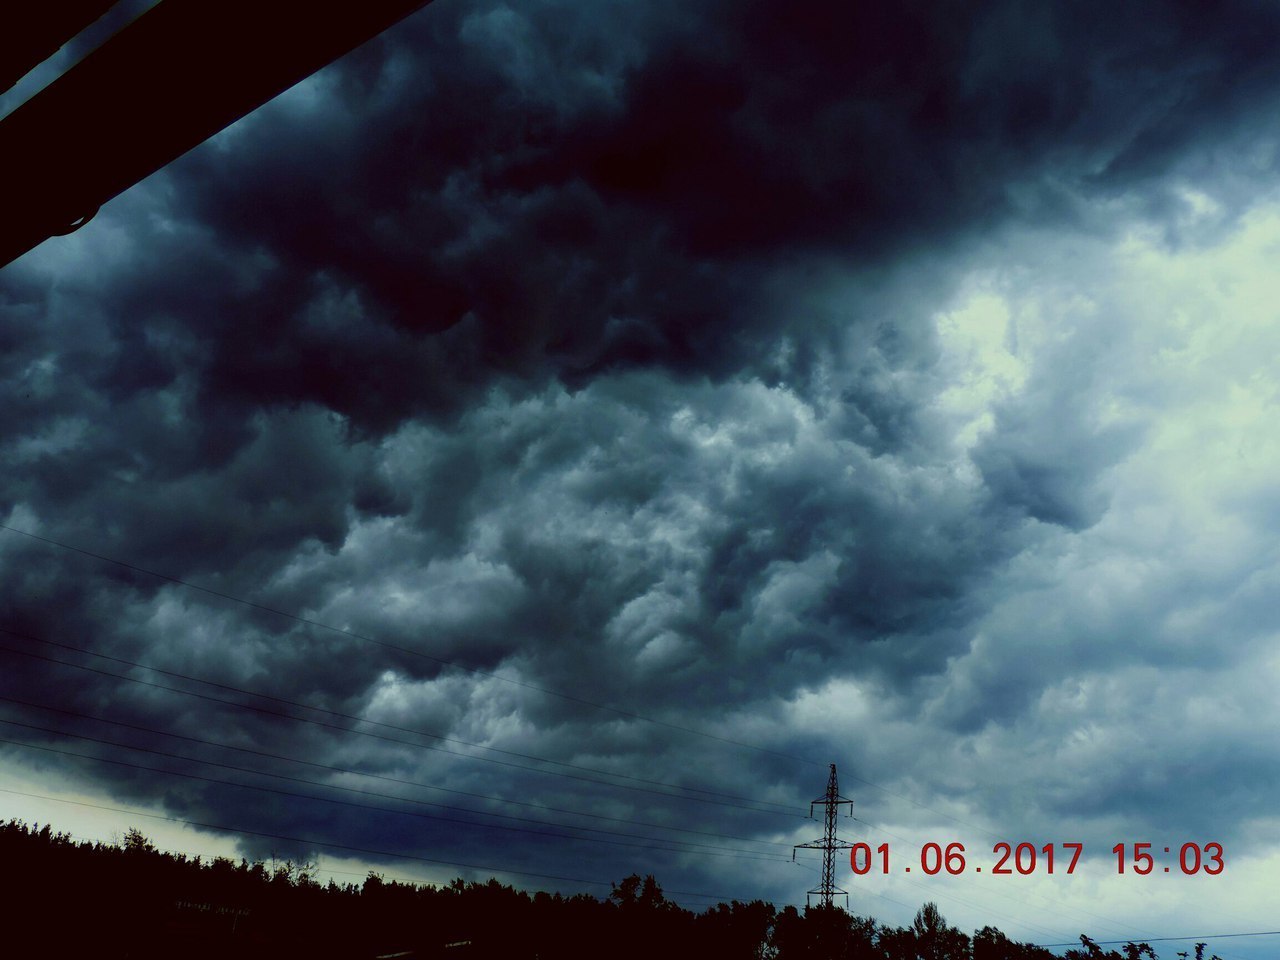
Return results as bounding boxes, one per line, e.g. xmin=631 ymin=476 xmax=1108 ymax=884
xmin=1 ymin=1 xmax=122 ymax=94
xmin=0 ymin=0 xmax=435 ymax=269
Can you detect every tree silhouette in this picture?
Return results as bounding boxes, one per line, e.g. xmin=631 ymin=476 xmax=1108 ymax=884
xmin=913 ymin=902 xmax=971 ymax=960
xmin=973 ymin=925 xmax=1054 ymax=960
xmin=0 ymin=818 xmax=1205 ymax=960
xmin=123 ymin=826 xmax=157 ymax=854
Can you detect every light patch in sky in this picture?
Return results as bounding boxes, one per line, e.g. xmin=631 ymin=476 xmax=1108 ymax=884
xmin=934 ymin=289 xmax=1027 ymax=450
xmin=0 ymin=765 xmax=243 ymax=866
xmin=727 ymin=194 xmax=1280 ymax=952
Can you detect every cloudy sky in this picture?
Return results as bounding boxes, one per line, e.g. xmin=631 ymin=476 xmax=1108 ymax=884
xmin=4 ymin=0 xmax=1280 ymax=954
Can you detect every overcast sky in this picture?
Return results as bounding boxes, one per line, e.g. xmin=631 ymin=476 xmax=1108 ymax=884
xmin=4 ymin=1 xmax=1280 ymax=955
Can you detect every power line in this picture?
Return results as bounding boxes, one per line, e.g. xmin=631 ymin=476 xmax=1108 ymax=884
xmin=1035 ymin=933 xmax=1280 ymax=947
xmin=0 ymin=717 xmax=773 ymax=858
xmin=0 ymin=692 xmax=788 ymax=849
xmin=0 ymin=522 xmax=823 ymax=768
xmin=0 ymin=637 xmax=800 ymax=818
xmin=0 ymin=729 xmax=793 ymax=864
xmin=0 ymin=625 xmax=795 ymax=812
xmin=0 ymin=786 xmax=749 ymax=904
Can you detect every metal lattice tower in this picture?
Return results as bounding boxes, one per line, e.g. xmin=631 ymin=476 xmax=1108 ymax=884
xmin=793 ymin=763 xmax=855 ymax=908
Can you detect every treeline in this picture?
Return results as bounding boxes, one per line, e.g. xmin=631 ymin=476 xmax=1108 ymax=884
xmin=0 ymin=819 xmax=1210 ymax=960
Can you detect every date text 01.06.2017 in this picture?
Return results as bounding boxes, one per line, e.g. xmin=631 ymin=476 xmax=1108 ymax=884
xmin=850 ymin=842 xmax=1225 ymax=877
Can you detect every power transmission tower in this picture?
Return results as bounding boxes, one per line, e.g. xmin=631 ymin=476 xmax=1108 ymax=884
xmin=793 ymin=763 xmax=855 ymax=909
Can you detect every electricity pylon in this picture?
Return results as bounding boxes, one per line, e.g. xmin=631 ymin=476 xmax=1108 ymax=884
xmin=793 ymin=763 xmax=855 ymax=909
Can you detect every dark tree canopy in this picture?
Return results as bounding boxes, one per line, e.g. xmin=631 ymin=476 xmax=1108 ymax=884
xmin=0 ymin=819 xmax=1180 ymax=960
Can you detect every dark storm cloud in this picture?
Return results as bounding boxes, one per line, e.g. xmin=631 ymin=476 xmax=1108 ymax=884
xmin=13 ymin=0 xmax=1277 ymax=435
xmin=5 ymin=0 xmax=1280 ymax=912
xmin=0 ymin=361 xmax=1012 ymax=887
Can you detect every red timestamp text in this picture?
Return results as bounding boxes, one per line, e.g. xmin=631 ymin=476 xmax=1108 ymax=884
xmin=851 ymin=842 xmax=1224 ymax=877
xmin=1112 ymin=842 xmax=1224 ymax=875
